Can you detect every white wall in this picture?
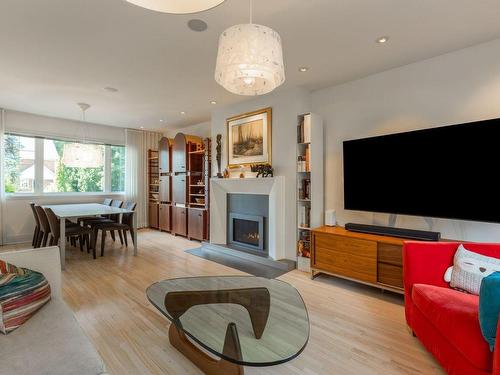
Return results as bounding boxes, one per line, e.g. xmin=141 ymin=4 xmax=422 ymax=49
xmin=211 ymin=88 xmax=311 ymax=260
xmin=164 ymin=121 xmax=211 ymax=139
xmin=312 ymin=38 xmax=500 ymax=242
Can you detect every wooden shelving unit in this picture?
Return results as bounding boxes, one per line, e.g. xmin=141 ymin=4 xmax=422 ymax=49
xmin=296 ymin=113 xmax=324 ymax=272
xmin=148 ymin=149 xmax=159 ymax=229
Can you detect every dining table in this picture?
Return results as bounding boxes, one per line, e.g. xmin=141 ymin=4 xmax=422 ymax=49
xmin=43 ymin=203 xmax=137 ymax=269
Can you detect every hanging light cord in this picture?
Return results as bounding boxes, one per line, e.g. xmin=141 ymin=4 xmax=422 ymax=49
xmin=249 ymin=0 xmax=253 ymax=24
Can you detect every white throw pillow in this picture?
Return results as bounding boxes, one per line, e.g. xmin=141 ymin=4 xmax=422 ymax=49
xmin=448 ymin=244 xmax=500 ymax=295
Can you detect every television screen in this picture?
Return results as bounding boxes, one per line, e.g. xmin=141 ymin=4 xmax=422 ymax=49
xmin=343 ymin=117 xmax=500 ymax=223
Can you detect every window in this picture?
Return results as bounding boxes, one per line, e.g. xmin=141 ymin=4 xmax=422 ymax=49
xmin=44 ymin=139 xmax=105 ymax=193
xmin=3 ymin=133 xmax=125 ymax=194
xmin=111 ymin=145 xmax=125 ymax=192
xmin=3 ymin=134 xmax=35 ymax=193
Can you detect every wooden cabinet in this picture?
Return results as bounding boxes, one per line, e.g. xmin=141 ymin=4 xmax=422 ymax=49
xmin=159 ymin=204 xmax=171 ymax=232
xmin=172 ymin=133 xmax=188 ymax=173
xmin=173 ymin=175 xmax=187 ymax=205
xmin=172 ymin=206 xmax=188 ymax=236
xmin=149 ymin=203 xmax=159 ymax=229
xmin=188 ymin=208 xmax=207 ymax=241
xmin=311 ymin=226 xmax=404 ymax=293
xmin=159 ymin=137 xmax=171 ymax=174
xmin=159 ymin=176 xmax=171 ymax=203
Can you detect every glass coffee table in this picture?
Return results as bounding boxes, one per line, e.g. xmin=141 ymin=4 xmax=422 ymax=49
xmin=146 ymin=276 xmax=309 ymax=375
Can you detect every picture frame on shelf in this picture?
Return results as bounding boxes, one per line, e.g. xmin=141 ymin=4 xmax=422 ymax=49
xmin=226 ymin=107 xmax=272 ymax=167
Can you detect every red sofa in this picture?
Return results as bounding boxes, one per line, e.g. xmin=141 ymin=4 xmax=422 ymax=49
xmin=403 ymin=241 xmax=500 ymax=375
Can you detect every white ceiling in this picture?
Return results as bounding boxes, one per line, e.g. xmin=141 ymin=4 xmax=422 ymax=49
xmin=1 ymin=0 xmax=500 ymax=130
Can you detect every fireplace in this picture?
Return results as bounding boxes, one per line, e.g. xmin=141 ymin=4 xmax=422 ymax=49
xmin=228 ymin=213 xmax=265 ymax=253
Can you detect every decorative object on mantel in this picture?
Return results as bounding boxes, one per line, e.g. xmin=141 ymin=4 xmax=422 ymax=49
xmin=223 ymin=168 xmax=230 ymax=178
xmin=125 ymin=0 xmax=226 ymax=14
xmin=226 ymin=107 xmax=272 ymax=168
xmin=216 ymin=133 xmax=223 ymax=178
xmin=251 ymin=163 xmax=274 ymax=178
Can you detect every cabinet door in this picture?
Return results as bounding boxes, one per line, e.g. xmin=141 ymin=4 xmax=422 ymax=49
xmin=159 ymin=176 xmax=171 ymax=203
xmin=149 ymin=203 xmax=159 ymax=229
xmin=188 ymin=209 xmax=207 ymax=241
xmin=172 ymin=175 xmax=187 ymax=205
xmin=159 ymin=137 xmax=171 ymax=173
xmin=172 ymin=206 xmax=187 ymax=236
xmin=159 ymin=204 xmax=171 ymax=232
xmin=172 ymin=133 xmax=187 ymax=173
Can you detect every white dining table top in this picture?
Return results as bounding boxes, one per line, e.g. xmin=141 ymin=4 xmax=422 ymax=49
xmin=43 ymin=203 xmax=133 ymax=218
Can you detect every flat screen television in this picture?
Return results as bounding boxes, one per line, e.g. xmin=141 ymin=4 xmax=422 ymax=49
xmin=343 ymin=117 xmax=500 ymax=223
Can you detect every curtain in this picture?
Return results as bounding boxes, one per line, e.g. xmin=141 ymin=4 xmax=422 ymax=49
xmin=125 ymin=129 xmax=162 ymax=228
xmin=0 ymin=109 xmax=5 ymax=245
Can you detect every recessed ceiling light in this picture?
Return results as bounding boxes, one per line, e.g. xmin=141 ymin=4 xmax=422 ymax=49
xmin=104 ymin=87 xmax=118 ymax=92
xmin=298 ymin=67 xmax=308 ymax=72
xmin=210 ymin=100 xmax=217 ymax=105
xmin=180 ymin=111 xmax=186 ymax=115
xmin=160 ymin=119 xmax=164 ymax=122
xmin=376 ymin=36 xmax=389 ymax=44
xmin=140 ymin=126 xmax=144 ymax=129
xmin=188 ymin=19 xmax=208 ymax=32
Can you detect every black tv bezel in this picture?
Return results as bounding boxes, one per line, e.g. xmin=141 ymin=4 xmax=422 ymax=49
xmin=342 ymin=117 xmax=500 ymax=224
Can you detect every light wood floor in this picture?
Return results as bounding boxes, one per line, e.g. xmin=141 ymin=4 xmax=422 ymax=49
xmin=1 ymin=230 xmax=444 ymax=375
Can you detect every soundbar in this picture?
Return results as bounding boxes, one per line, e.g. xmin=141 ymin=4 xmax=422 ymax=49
xmin=345 ymin=223 xmax=441 ymax=241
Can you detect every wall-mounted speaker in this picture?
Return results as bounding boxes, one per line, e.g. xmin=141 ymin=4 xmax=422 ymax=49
xmin=325 ymin=210 xmax=336 ymax=226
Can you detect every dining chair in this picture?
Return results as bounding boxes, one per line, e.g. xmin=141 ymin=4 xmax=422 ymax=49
xmin=78 ymin=198 xmax=113 ymax=225
xmin=45 ymin=208 xmax=97 ymax=258
xmin=34 ymin=205 xmax=52 ymax=248
xmin=92 ymin=202 xmax=136 ymax=257
xmin=30 ymin=202 xmax=41 ymax=247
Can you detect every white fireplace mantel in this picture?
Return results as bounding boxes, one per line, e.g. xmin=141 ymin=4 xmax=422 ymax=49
xmin=210 ymin=176 xmax=286 ymax=260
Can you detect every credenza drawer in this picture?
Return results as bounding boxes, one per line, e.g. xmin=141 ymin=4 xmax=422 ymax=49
xmin=314 ymin=233 xmax=376 ymax=258
xmin=378 ymin=243 xmax=403 ymax=266
xmin=378 ymin=263 xmax=403 ymax=288
xmin=313 ymin=246 xmax=377 ymax=284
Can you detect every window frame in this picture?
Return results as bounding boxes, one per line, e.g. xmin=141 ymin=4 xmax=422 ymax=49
xmin=4 ymin=133 xmax=126 ymax=197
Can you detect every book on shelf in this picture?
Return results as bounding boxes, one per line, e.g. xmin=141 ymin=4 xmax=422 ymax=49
xmin=303 ymin=114 xmax=311 ymax=143
xmin=297 ymin=204 xmax=311 ymax=228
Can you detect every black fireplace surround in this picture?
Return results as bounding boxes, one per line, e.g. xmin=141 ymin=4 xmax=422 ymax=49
xmin=227 ymin=193 xmax=269 ymax=256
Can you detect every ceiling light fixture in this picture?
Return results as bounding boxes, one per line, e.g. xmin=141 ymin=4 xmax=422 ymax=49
xmin=160 ymin=119 xmax=164 ymax=122
xmin=126 ymin=0 xmax=226 ymax=14
xmin=376 ymin=36 xmax=389 ymax=44
xmin=210 ymin=100 xmax=217 ymax=105
xmin=140 ymin=126 xmax=145 ymax=129
xmin=180 ymin=111 xmax=186 ymax=115
xmin=214 ymin=0 xmax=285 ymax=96
xmin=298 ymin=67 xmax=308 ymax=72
xmin=104 ymin=86 xmax=118 ymax=92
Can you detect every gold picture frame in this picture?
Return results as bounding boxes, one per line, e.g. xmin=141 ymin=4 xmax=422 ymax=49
xmin=226 ymin=107 xmax=272 ymax=168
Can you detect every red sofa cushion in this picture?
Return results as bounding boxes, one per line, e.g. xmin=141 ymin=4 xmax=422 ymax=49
xmin=412 ymin=284 xmax=493 ymax=371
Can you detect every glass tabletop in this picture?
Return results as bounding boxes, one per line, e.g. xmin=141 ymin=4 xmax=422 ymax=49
xmin=146 ymin=276 xmax=309 ymax=366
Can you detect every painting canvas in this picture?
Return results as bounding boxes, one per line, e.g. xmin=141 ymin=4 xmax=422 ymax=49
xmin=227 ymin=108 xmax=272 ymax=167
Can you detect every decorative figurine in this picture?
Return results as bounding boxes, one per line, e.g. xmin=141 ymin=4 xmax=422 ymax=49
xmin=223 ymin=168 xmax=230 ymax=178
xmin=250 ymin=163 xmax=274 ymax=178
xmin=216 ymin=134 xmax=223 ymax=178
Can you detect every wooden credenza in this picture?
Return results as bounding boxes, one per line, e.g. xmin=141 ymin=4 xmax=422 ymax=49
xmin=311 ymin=226 xmax=405 ymax=293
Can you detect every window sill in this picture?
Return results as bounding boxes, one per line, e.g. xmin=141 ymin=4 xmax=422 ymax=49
xmin=5 ymin=192 xmax=125 ymax=200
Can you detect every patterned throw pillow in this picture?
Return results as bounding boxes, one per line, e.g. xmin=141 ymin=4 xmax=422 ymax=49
xmin=0 ymin=260 xmax=51 ymax=334
xmin=450 ymin=245 xmax=500 ymax=295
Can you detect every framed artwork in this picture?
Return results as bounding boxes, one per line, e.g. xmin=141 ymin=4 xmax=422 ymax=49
xmin=226 ymin=107 xmax=272 ymax=167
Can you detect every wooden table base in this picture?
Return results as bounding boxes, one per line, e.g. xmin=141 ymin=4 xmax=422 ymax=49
xmin=169 ymin=323 xmax=244 ymax=375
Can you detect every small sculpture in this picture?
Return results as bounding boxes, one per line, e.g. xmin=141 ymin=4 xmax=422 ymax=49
xmin=251 ymin=163 xmax=274 ymax=178
xmin=216 ymin=134 xmax=223 ymax=178
xmin=223 ymin=168 xmax=230 ymax=178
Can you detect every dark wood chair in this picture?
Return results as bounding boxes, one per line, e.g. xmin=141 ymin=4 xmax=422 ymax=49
xmin=30 ymin=202 xmax=41 ymax=247
xmin=45 ymin=208 xmax=97 ymax=258
xmin=78 ymin=198 xmax=113 ymax=225
xmin=34 ymin=205 xmax=52 ymax=247
xmin=92 ymin=202 xmax=136 ymax=257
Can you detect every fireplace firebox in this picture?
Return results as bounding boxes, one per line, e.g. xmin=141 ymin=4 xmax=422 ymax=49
xmin=228 ymin=213 xmax=265 ymax=252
